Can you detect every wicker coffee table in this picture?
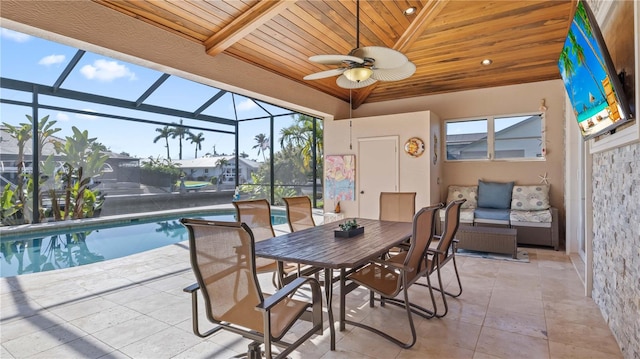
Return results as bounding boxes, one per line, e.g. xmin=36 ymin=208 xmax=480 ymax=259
xmin=455 ymin=225 xmax=518 ymax=258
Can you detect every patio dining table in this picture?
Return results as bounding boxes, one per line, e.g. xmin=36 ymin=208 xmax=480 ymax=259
xmin=254 ymin=217 xmax=413 ymax=351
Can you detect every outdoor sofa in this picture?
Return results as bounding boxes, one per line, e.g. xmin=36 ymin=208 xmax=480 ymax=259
xmin=440 ymin=181 xmax=559 ymax=250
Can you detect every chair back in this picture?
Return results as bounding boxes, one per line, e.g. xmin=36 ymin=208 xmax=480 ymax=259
xmin=434 ymin=199 xmax=466 ymax=265
xmin=403 ymin=204 xmax=441 ymax=282
xmin=379 ymin=192 xmax=417 ymax=222
xmin=233 ymin=199 xmax=275 ymax=241
xmin=283 ymin=196 xmax=316 ymax=232
xmin=181 ymin=218 xmax=264 ymax=333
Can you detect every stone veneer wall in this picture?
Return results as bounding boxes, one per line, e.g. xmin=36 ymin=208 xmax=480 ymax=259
xmin=591 ymin=142 xmax=640 ymax=359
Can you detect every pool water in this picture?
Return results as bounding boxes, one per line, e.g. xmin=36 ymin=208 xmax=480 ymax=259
xmin=0 ymin=210 xmax=288 ymax=277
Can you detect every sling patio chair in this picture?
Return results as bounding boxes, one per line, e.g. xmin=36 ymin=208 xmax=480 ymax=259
xmin=379 ymin=192 xmax=417 ymax=222
xmin=283 ymin=195 xmax=332 ymax=283
xmin=181 ymin=219 xmax=323 ymax=359
xmin=380 ymin=191 xmax=417 ymax=255
xmin=233 ymin=199 xmax=304 ymax=287
xmin=418 ymin=198 xmax=466 ymax=318
xmin=283 ymin=196 xmax=316 ymax=232
xmin=343 ymin=204 xmax=443 ymax=349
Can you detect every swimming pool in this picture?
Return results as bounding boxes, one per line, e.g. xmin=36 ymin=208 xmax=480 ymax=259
xmin=0 ymin=209 xmax=288 ymax=277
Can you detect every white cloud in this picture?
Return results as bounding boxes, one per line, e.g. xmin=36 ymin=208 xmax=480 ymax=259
xmin=77 ymin=109 xmax=98 ymax=120
xmin=236 ymin=99 xmax=257 ymax=112
xmin=1 ymin=29 xmax=31 ymax=43
xmin=55 ymin=113 xmax=70 ymax=122
xmin=38 ymin=54 xmax=66 ymax=66
xmin=79 ymin=59 xmax=137 ymax=82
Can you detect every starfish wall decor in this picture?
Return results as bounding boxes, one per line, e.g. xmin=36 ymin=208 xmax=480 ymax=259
xmin=539 ymin=172 xmax=550 ymax=185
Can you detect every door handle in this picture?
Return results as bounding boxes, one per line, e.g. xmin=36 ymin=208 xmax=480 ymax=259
xmin=360 ymin=190 xmax=364 ymax=194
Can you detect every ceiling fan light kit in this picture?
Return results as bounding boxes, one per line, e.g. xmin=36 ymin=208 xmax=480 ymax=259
xmin=337 ymin=75 xmax=377 ymax=89
xmin=304 ymin=0 xmax=416 ymax=89
xmin=344 ymin=67 xmax=373 ymax=82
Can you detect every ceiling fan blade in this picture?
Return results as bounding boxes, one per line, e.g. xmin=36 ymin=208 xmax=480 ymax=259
xmin=336 ymin=75 xmax=378 ymax=89
xmin=303 ymin=68 xmax=346 ymax=80
xmin=354 ymin=46 xmax=408 ymax=69
xmin=309 ymin=54 xmax=365 ymax=65
xmin=371 ymin=61 xmax=416 ymax=81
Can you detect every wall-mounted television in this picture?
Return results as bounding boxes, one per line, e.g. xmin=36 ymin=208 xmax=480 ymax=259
xmin=558 ymin=0 xmax=634 ymax=140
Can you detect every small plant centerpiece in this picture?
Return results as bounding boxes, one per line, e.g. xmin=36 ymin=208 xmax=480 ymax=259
xmin=334 ymin=219 xmax=364 ymax=238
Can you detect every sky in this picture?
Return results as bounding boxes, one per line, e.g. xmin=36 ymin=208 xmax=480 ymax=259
xmin=0 ymin=27 xmax=302 ymax=161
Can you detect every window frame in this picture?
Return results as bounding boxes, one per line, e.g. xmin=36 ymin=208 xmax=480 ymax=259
xmin=444 ymin=112 xmax=546 ymax=162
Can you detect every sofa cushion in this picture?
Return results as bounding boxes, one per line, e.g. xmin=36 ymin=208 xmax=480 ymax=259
xmin=510 ymin=209 xmax=552 ymax=224
xmin=439 ymin=208 xmax=474 ymax=223
xmin=477 ymin=180 xmax=514 ymax=209
xmin=474 ymin=207 xmax=511 ymax=222
xmin=446 ymin=185 xmax=478 ymax=209
xmin=511 ymin=185 xmax=550 ymax=211
xmin=473 ymin=207 xmax=510 ymax=226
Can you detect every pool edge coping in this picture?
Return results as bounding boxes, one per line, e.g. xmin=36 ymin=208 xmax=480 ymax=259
xmin=0 ymin=204 xmax=243 ymax=240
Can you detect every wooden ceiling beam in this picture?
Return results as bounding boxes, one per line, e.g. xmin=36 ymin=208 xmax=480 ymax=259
xmin=92 ymin=0 xmax=576 ymax=106
xmin=204 ymin=0 xmax=298 ymax=56
xmin=352 ymin=0 xmax=449 ymax=109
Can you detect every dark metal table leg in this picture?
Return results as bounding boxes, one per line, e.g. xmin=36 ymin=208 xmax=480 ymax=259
xmin=324 ymin=268 xmax=335 ymax=351
xmin=339 ymin=268 xmax=346 ymax=331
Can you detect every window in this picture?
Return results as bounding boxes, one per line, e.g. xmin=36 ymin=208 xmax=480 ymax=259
xmin=0 ymin=28 xmax=326 ymax=229
xmin=445 ymin=114 xmax=544 ymax=161
xmin=446 ymin=119 xmax=487 ymax=160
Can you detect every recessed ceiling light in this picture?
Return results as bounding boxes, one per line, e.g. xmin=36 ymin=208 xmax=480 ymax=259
xmin=481 ymin=59 xmax=493 ymax=66
xmin=404 ymin=7 xmax=417 ymax=15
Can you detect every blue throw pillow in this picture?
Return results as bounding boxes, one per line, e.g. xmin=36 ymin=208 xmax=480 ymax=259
xmin=477 ymin=180 xmax=514 ymax=209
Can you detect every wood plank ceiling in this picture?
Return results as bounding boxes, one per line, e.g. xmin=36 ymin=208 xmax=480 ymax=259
xmin=93 ymin=0 xmax=576 ymax=109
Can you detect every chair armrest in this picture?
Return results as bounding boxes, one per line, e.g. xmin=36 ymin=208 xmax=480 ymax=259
xmin=370 ymin=257 xmax=414 ymax=272
xmin=183 ymin=282 xmax=200 ymax=293
xmin=257 ymin=276 xmax=322 ymax=312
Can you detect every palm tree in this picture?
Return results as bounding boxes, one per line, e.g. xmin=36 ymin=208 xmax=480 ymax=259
xmin=215 ymin=157 xmax=229 ymax=187
xmin=28 ymin=115 xmax=61 ymax=159
xmin=558 ymin=45 xmax=578 ymax=107
xmin=2 ymin=121 xmax=32 ymax=208
xmin=573 ymin=2 xmax=607 ymax=71
xmin=252 ymin=133 xmax=270 ymax=162
xmin=170 ymin=119 xmax=192 ymax=160
xmin=567 ymin=28 xmax=605 ymax=101
xmin=189 ymin=132 xmax=205 ymax=158
xmin=153 ymin=126 xmax=172 ymax=160
xmin=1 ymin=116 xmax=61 ymax=223
xmin=562 ymin=1 xmax=609 ymax=107
xmin=280 ymin=115 xmax=323 ymax=169
xmin=51 ymin=127 xmax=109 ymax=220
xmin=28 ymin=115 xmax=61 ymax=217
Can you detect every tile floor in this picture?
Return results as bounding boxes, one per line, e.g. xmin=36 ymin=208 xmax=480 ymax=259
xmin=1 ymin=239 xmax=623 ymax=358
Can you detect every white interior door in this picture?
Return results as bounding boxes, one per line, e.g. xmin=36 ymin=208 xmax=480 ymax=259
xmin=358 ymin=136 xmax=399 ymax=219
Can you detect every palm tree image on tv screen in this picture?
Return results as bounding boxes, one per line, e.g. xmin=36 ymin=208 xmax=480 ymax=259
xmin=557 ymin=0 xmax=633 ymax=140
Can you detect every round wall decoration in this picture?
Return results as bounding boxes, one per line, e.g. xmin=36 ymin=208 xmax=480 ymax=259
xmin=404 ymin=137 xmax=425 ymax=157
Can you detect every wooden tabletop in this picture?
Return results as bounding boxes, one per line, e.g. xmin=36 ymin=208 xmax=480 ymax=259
xmin=254 ymin=218 xmax=412 ymax=269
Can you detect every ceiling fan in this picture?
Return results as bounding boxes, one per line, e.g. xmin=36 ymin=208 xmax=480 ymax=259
xmin=303 ymin=0 xmax=416 ymax=89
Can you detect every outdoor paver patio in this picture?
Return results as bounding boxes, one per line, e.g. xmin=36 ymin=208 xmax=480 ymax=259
xmin=1 ymin=235 xmax=623 ymax=358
